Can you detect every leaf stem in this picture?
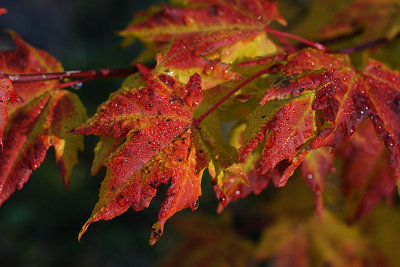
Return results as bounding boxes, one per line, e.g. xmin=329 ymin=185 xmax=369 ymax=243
xmin=337 ymin=37 xmax=389 ymax=54
xmin=0 ymin=66 xmax=137 ymax=83
xmin=194 ymin=68 xmax=271 ymax=126
xmin=264 ymin=26 xmax=331 ymax=52
xmin=58 ymin=74 xmax=131 ymax=89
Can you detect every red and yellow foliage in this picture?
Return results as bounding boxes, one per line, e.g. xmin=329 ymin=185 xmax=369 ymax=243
xmin=0 ymin=2 xmax=399 ymax=263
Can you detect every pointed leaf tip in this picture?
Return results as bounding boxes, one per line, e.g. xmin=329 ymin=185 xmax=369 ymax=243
xmin=78 ymin=220 xmax=91 ymax=242
xmin=149 ymin=221 xmax=163 ymax=245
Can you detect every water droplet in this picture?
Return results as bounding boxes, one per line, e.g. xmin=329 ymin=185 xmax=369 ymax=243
xmin=203 ymin=65 xmax=214 ymax=75
xmin=71 ymin=81 xmax=83 ymax=90
xmin=65 ymin=70 xmax=79 ymax=76
xmin=194 ymin=199 xmax=199 ymax=210
xmin=223 ymin=69 xmax=230 ymax=80
xmin=145 ymin=101 xmax=154 ymax=111
xmin=183 ymin=15 xmax=194 ymax=25
xmin=307 ymin=173 xmax=313 ymax=179
xmin=117 ymin=194 xmax=127 ymax=207
xmin=235 ymin=190 xmax=240 ymax=196
xmin=236 ymin=95 xmax=250 ymax=102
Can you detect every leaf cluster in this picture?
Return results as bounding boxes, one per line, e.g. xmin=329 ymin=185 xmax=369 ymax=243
xmin=0 ymin=0 xmax=399 ymax=263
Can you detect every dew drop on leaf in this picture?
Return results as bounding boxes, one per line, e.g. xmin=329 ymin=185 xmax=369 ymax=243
xmin=194 ymin=199 xmax=199 ymax=210
xmin=117 ymin=194 xmax=126 ymax=207
xmin=145 ymin=101 xmax=154 ymax=111
xmin=70 ymin=81 xmax=83 ymax=90
xmin=203 ymin=64 xmax=214 ymax=75
xmin=223 ymin=69 xmax=230 ymax=80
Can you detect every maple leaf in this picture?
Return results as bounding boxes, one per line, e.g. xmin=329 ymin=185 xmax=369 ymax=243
xmin=319 ymin=0 xmax=400 ymax=41
xmin=239 ymin=90 xmax=317 ymax=187
xmin=210 ymin=123 xmax=278 ymax=212
xmin=120 ymin=0 xmax=286 ymax=46
xmin=338 ymin=120 xmax=395 ymax=221
xmin=255 ymin=211 xmax=387 ymax=267
xmin=240 ymin=49 xmax=400 ymax=189
xmin=120 ymin=0 xmax=286 ymax=88
xmin=74 ymin=64 xmax=208 ymax=244
xmin=300 ymin=147 xmax=333 ymax=216
xmin=361 ymin=59 xmax=400 ymax=181
xmin=0 ymin=31 xmax=87 ymax=205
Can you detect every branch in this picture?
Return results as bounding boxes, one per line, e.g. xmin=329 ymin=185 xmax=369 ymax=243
xmin=0 ymin=66 xmax=138 ymax=83
xmin=337 ymin=37 xmax=389 ymax=54
xmin=298 ymin=29 xmax=364 ymax=48
xmin=58 ymin=74 xmax=132 ymax=89
xmin=265 ymin=26 xmax=331 ymax=52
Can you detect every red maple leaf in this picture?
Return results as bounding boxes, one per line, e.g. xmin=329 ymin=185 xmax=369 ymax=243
xmin=240 ymin=48 xmax=400 ymax=194
xmin=121 ymin=0 xmax=286 ymax=89
xmin=338 ymin=120 xmax=395 ymax=220
xmin=120 ymin=0 xmax=286 ymax=46
xmin=300 ymin=147 xmax=333 ymax=216
xmin=74 ymin=64 xmax=208 ymax=244
xmin=319 ymin=0 xmax=400 ymax=41
xmin=0 ymin=32 xmax=86 ymax=205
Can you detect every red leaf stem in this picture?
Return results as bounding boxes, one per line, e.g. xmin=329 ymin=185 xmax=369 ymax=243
xmin=265 ymin=26 xmax=330 ymax=52
xmin=338 ymin=37 xmax=388 ymax=54
xmin=194 ymin=68 xmax=272 ymax=126
xmin=58 ymin=74 xmax=131 ymax=89
xmin=0 ymin=66 xmax=138 ymax=83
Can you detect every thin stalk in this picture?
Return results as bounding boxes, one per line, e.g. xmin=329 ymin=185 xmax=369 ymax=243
xmin=1 ymin=66 xmax=137 ymax=83
xmin=298 ymin=29 xmax=363 ymax=48
xmin=338 ymin=37 xmax=388 ymax=54
xmin=194 ymin=68 xmax=271 ymax=126
xmin=58 ymin=74 xmax=130 ymax=89
xmin=265 ymin=26 xmax=331 ymax=52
